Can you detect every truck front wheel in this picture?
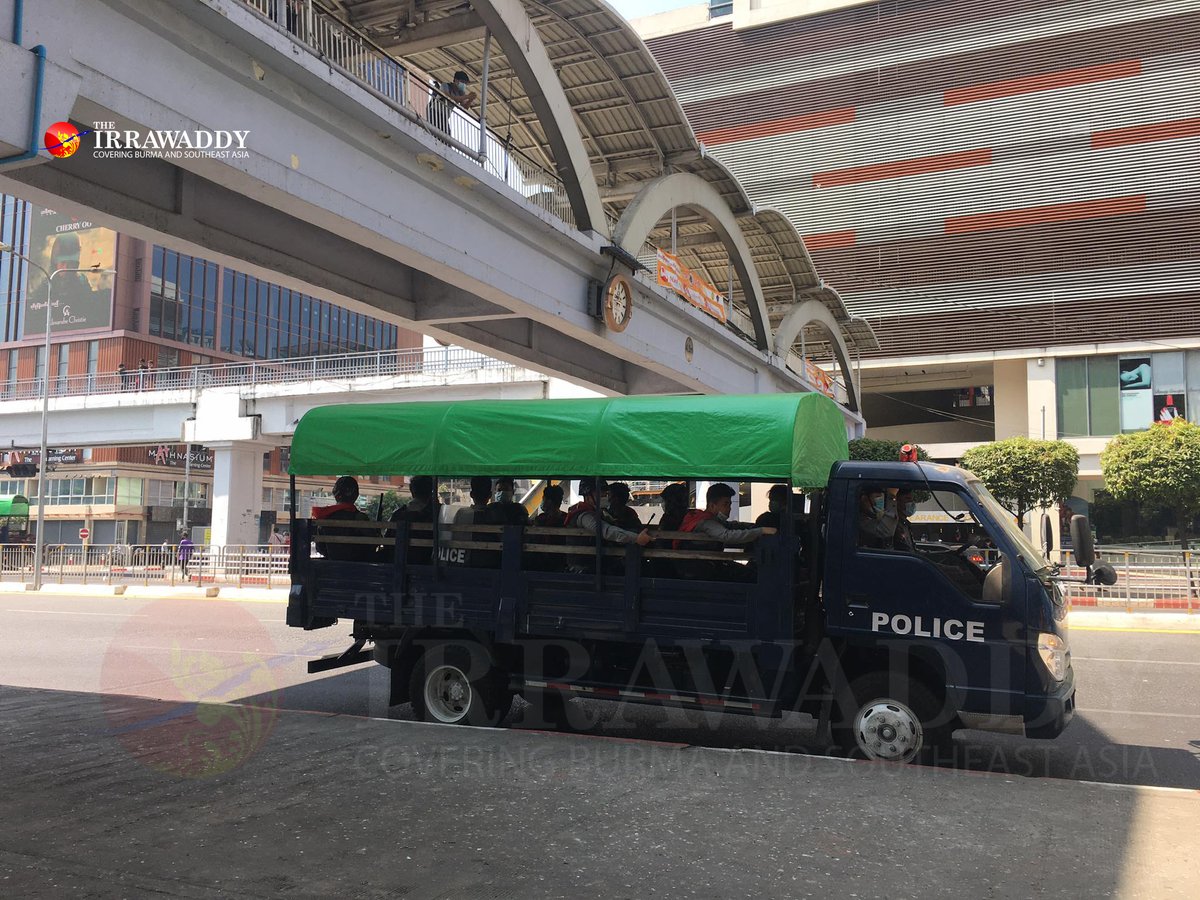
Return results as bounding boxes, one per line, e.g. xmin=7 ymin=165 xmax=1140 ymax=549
xmin=833 ymin=672 xmax=954 ymax=765
xmin=409 ymin=642 xmax=510 ymax=727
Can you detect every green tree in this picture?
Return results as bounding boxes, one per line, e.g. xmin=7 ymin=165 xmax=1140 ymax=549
xmin=848 ymin=438 xmax=929 ymax=462
xmin=959 ymin=437 xmax=1079 ymax=527
xmin=1100 ymin=420 xmax=1200 ymax=549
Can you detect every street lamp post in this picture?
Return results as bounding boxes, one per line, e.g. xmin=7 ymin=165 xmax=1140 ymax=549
xmin=0 ymin=241 xmax=115 ymax=590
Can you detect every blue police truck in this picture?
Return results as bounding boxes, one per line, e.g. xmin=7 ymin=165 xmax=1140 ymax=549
xmin=286 ymin=394 xmax=1107 ymax=764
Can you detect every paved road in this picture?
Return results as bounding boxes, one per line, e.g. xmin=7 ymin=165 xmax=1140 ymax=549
xmin=2 ymin=593 xmax=1198 ymax=789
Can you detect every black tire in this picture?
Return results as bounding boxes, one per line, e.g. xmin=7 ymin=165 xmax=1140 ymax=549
xmin=409 ymin=642 xmax=508 ymax=727
xmin=832 ymin=671 xmax=955 ymax=765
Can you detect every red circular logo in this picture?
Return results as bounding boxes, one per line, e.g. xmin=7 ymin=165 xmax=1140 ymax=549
xmin=44 ymin=121 xmax=80 ymax=159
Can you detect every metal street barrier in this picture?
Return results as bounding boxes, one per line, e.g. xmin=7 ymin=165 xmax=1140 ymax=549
xmin=0 ymin=544 xmax=291 ymax=588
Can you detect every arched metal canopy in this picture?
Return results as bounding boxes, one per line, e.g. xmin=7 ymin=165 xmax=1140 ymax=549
xmin=324 ymin=0 xmax=878 ymax=359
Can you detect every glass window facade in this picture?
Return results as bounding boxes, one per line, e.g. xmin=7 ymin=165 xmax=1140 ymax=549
xmin=0 ymin=194 xmax=31 ymax=343
xmin=1058 ymin=351 xmax=1200 ymax=437
xmin=43 ymin=477 xmax=116 ymax=505
xmin=149 ymin=247 xmax=219 ymax=349
xmin=151 ymin=246 xmax=400 ymax=359
xmin=216 ymin=264 xmax=397 ymax=359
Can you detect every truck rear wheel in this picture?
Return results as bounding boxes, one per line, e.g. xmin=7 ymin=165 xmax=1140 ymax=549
xmin=833 ymin=672 xmax=954 ymax=765
xmin=409 ymin=642 xmax=509 ymax=727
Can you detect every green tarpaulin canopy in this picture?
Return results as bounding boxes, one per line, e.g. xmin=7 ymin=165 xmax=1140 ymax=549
xmin=0 ymin=495 xmax=30 ymax=517
xmin=289 ymin=394 xmax=849 ymax=487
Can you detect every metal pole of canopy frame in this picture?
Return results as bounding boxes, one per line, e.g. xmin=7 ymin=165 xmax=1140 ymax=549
xmin=478 ymin=29 xmax=492 ymax=160
xmin=431 ymin=476 xmax=441 ymax=578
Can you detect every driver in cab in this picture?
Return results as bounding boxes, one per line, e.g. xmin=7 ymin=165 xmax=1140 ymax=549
xmin=858 ymin=485 xmax=899 ymax=549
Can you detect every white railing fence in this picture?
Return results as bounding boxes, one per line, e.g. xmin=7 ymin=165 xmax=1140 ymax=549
xmin=0 ymin=346 xmax=515 ymax=401
xmin=237 ymin=0 xmax=575 ymax=227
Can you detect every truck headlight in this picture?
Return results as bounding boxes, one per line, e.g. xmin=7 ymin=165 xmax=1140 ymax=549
xmin=1037 ymin=632 xmax=1069 ymax=682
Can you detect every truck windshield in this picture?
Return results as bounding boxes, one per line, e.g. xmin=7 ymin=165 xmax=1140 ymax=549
xmin=968 ymin=480 xmax=1047 ymax=573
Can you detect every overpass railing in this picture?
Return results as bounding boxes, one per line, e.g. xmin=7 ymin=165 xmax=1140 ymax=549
xmin=237 ymin=0 xmax=576 ymax=227
xmin=0 ymin=346 xmax=518 ymax=402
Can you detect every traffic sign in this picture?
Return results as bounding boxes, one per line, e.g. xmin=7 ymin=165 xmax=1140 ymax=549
xmin=79 ymin=527 xmax=90 ymax=541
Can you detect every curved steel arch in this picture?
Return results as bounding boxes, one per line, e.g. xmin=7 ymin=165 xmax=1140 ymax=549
xmin=773 ymin=300 xmax=860 ymax=413
xmin=612 ymin=173 xmax=771 ymax=351
xmin=472 ymin=0 xmax=608 ymax=234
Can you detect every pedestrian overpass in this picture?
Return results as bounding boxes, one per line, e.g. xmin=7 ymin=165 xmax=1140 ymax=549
xmin=0 ymin=347 xmax=551 ymax=544
xmin=0 ymin=0 xmax=875 ymax=410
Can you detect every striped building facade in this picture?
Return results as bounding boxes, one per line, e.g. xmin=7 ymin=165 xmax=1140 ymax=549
xmin=638 ymin=0 xmax=1200 ymax=540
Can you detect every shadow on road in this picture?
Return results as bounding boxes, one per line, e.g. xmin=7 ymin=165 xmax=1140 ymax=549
xmin=233 ymin=670 xmax=1200 ymax=789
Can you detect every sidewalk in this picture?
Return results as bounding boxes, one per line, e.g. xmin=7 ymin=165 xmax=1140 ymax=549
xmin=0 ymin=581 xmax=286 ymax=603
xmin=0 ymin=684 xmax=1195 ymax=899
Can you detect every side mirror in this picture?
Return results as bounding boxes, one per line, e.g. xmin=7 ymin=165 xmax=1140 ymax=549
xmin=1091 ymin=562 xmax=1118 ymax=586
xmin=1042 ymin=513 xmax=1055 ymax=554
xmin=1069 ymin=515 xmax=1095 ymax=568
xmin=983 ymin=553 xmax=1012 ymax=604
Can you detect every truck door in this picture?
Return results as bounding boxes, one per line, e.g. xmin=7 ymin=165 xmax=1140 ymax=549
xmin=828 ymin=482 xmax=1027 ymax=723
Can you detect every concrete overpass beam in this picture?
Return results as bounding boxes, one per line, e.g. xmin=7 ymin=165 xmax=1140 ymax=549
xmin=411 ymin=273 xmax=521 ymax=324
xmin=386 ymin=12 xmax=486 ymax=53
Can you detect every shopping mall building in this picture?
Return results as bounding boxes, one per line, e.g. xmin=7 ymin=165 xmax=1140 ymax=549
xmin=0 ymin=195 xmax=418 ymax=544
xmin=635 ymin=0 xmax=1200 ymax=542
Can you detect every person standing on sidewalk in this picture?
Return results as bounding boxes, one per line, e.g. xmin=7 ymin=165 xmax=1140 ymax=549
xmin=178 ymin=531 xmax=195 ymax=579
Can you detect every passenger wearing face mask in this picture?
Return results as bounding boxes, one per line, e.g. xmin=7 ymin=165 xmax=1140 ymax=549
xmin=485 ymin=475 xmax=529 ymax=526
xmin=564 ymin=478 xmax=652 ymax=546
xmin=858 ymin=485 xmax=899 ymax=549
xmin=674 ymin=483 xmax=777 ymax=581
xmin=676 ymin=483 xmax=777 ymax=548
xmin=893 ymin=488 xmax=918 ymax=552
xmin=755 ymin=484 xmax=792 ymax=529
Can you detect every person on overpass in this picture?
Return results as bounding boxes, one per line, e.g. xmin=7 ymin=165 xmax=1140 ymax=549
xmin=428 ymin=70 xmax=476 ymax=133
xmin=312 ymin=475 xmax=372 ymax=561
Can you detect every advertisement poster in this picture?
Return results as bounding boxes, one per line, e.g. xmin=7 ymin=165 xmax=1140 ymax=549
xmin=656 ymin=248 xmax=728 ymax=324
xmin=1154 ymin=393 xmax=1185 ymax=424
xmin=1119 ymin=355 xmax=1152 ymax=431
xmin=23 ymin=207 xmax=117 ymax=335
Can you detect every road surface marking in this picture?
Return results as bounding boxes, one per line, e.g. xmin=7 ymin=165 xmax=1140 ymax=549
xmin=1080 ymin=708 xmax=1200 ymax=719
xmin=5 ymin=609 xmax=149 ymax=617
xmin=1074 ymin=656 xmax=1200 ymax=666
xmin=1071 ymin=626 xmax=1200 ymax=635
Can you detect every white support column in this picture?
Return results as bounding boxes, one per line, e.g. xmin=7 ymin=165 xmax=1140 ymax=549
xmin=208 ymin=441 xmax=269 ymax=547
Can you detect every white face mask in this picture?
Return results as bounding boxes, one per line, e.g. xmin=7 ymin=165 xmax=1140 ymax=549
xmin=599 ymin=497 xmax=610 ymax=511
xmin=716 ymin=511 xmax=729 ymax=523
xmin=494 ymin=490 xmax=514 ymax=504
